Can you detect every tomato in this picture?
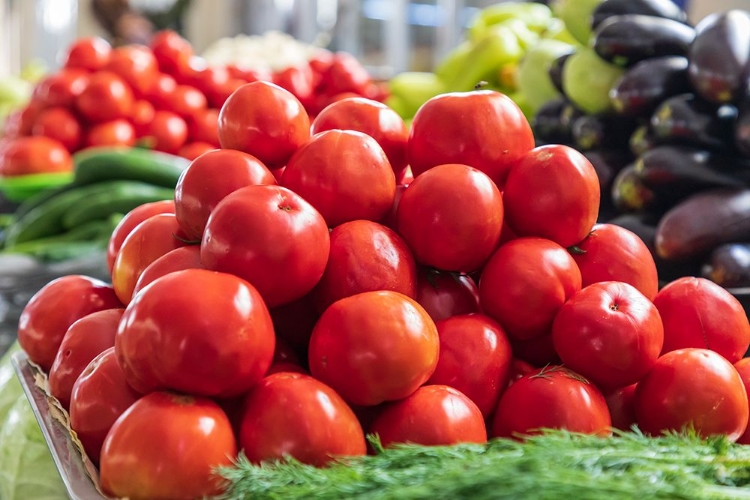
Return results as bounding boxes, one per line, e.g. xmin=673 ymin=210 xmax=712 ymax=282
xmin=324 ymin=52 xmax=372 ymax=96
xmin=116 ymin=269 xmax=275 ymax=396
xmin=106 ymin=200 xmax=175 ymax=273
xmin=31 ymin=106 xmax=82 ymax=152
xmin=734 ymin=358 xmax=750 ymax=444
xmin=503 ymin=145 xmax=601 ymax=248
xmin=605 ymin=384 xmax=637 ymax=432
xmin=427 ymin=314 xmax=512 ymax=418
xmin=218 ymin=81 xmax=310 ymax=168
xmin=166 ymin=84 xmax=207 ymax=118
xmin=0 ymin=136 xmax=73 ymax=176
xmin=149 ymin=30 xmax=193 ymax=76
xmin=144 ymin=72 xmax=177 ymax=110
xmin=227 ymin=64 xmax=272 ymax=83
xmin=104 ymin=45 xmax=159 ymax=97
xmin=75 ymin=71 xmax=134 ymax=123
xmin=173 ymin=55 xmax=207 ymax=86
xmin=69 ymin=348 xmax=141 ymax=465
xmin=274 ymin=64 xmax=315 ymax=108
xmin=84 ymin=119 xmax=136 ymax=147
xmin=187 ymin=108 xmax=219 ymax=146
xmin=111 ymin=213 xmax=190 ymax=304
xmin=33 ymin=69 xmax=89 ymax=109
xmin=407 ymin=90 xmax=534 ymax=187
xmin=100 ymin=392 xmax=236 ymax=499
xmin=312 ymin=220 xmax=417 ymax=312
xmin=479 ymin=237 xmax=582 ymax=341
xmin=396 ymin=163 xmax=503 ymax=272
xmin=64 ymin=36 xmax=111 ymax=72
xmin=499 ymin=220 xmax=519 ymax=246
xmin=132 ymin=245 xmax=205 ymax=297
xmin=48 ymin=308 xmax=125 ymax=410
xmin=192 ymin=66 xmax=230 ymax=103
xmin=413 ymin=268 xmax=481 ymax=323
xmin=491 ymin=366 xmax=612 ymax=438
xmin=635 ymin=348 xmax=749 ymax=441
xmin=570 ymin=223 xmax=659 ymax=301
xmin=17 ymin=275 xmax=122 ymax=372
xmin=201 ymin=185 xmax=330 ymax=307
xmin=382 ymin=183 xmax=408 ymax=231
xmin=510 ymin=334 xmax=561 ymax=367
xmin=269 ymin=295 xmax=320 ymax=357
xmin=552 ymin=281 xmax=664 ymax=391
xmin=509 ymin=358 xmax=536 ymax=384
xmin=239 ymin=372 xmax=365 ymax=466
xmin=370 ymin=385 xmax=487 ymax=447
xmin=178 ymin=141 xmax=216 ymax=161
xmin=143 ymin=110 xmax=188 ymax=154
xmin=653 ymin=277 xmax=750 ymax=363
xmin=311 ymin=97 xmax=409 ymax=177
xmin=308 ymin=290 xmax=439 ymax=406
xmin=174 ymin=148 xmax=276 ymax=240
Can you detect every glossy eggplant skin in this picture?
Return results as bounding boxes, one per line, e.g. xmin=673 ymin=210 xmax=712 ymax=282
xmin=611 ymin=163 xmax=668 ymax=215
xmin=650 ymin=93 xmax=738 ymax=151
xmin=610 ymin=56 xmax=691 ymax=117
xmin=572 ymin=114 xmax=638 ymax=151
xmin=629 ymin=124 xmax=658 ymax=157
xmin=591 ymin=0 xmax=689 ymax=31
xmin=530 ymin=98 xmax=582 ymax=145
xmin=702 ymin=243 xmax=750 ymax=288
xmin=688 ymin=10 xmax=750 ymax=104
xmin=548 ymin=53 xmax=572 ymax=95
xmin=593 ymin=15 xmax=695 ymax=67
xmin=735 ymin=97 xmax=750 ymax=157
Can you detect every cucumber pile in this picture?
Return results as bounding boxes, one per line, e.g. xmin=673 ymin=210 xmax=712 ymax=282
xmin=0 ymin=147 xmax=187 ymax=262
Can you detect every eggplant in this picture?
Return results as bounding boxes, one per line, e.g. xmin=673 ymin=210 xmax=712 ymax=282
xmin=591 ymin=0 xmax=689 ymax=31
xmin=735 ymin=97 xmax=750 ymax=157
xmin=702 ymin=243 xmax=750 ymax=288
xmin=688 ymin=10 xmax=750 ymax=104
xmin=650 ymin=94 xmax=738 ymax=151
xmin=593 ymin=15 xmax=695 ymax=67
xmin=611 ymin=163 xmax=668 ymax=215
xmin=610 ymin=56 xmax=691 ymax=117
xmin=548 ymin=52 xmax=572 ymax=96
xmin=572 ymin=114 xmax=638 ymax=151
xmin=530 ymin=98 xmax=582 ymax=145
xmin=584 ymin=149 xmax=633 ymax=192
xmin=629 ymin=124 xmax=658 ymax=156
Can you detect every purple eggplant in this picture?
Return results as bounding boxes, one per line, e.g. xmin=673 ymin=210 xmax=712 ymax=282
xmin=610 ymin=56 xmax=691 ymax=117
xmin=650 ymin=93 xmax=738 ymax=151
xmin=591 ymin=0 xmax=689 ymax=31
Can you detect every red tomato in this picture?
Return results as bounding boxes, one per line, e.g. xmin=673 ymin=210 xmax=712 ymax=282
xmin=570 ymin=223 xmax=659 ymax=301
xmin=201 ymin=185 xmax=330 ymax=307
xmin=407 ymin=90 xmax=534 ymax=187
xmin=192 ymin=66 xmax=231 ymax=105
xmin=173 ymin=55 xmax=207 ymax=85
xmin=239 ymin=372 xmax=366 ymax=466
xmin=48 ymin=309 xmax=125 ymax=410
xmin=308 ymin=290 xmax=439 ymax=406
xmin=0 ymin=136 xmax=73 ymax=176
xmin=312 ymin=220 xmax=417 ymax=312
xmin=396 ymin=163 xmax=503 ymax=272
xmin=269 ymin=295 xmax=320 ymax=357
xmin=499 ymin=220 xmax=519 ymax=246
xmin=382 ymin=183 xmax=408 ymax=231
xmin=414 ymin=268 xmax=481 ymax=322
xmin=132 ymin=245 xmax=205 ymax=297
xmin=370 ymin=385 xmax=487 ymax=447
xmin=207 ymin=78 xmax=245 ymax=110
xmin=100 ymin=392 xmax=236 ymax=499
xmin=69 ymin=347 xmax=141 ymax=464
xmin=503 ymin=145 xmax=601 ymax=248
xmin=143 ymin=110 xmax=188 ymax=154
xmin=479 ymin=237 xmax=581 ymax=340
xmin=84 ymin=119 xmax=136 ymax=148
xmin=144 ymin=72 xmax=177 ymax=110
xmin=187 ymin=108 xmax=220 ymax=146
xmin=178 ymin=141 xmax=216 ymax=160
xmin=31 ymin=106 xmax=82 ymax=152
xmin=149 ymin=30 xmax=193 ymax=76
xmin=75 ymin=71 xmax=134 ymax=123
xmin=509 ymin=358 xmax=536 ymax=384
xmin=166 ymin=84 xmax=207 ymax=118
xmin=174 ymin=149 xmax=276 ymax=240
xmin=218 ymin=81 xmax=310 ymax=168
xmin=510 ymin=334 xmax=561 ymax=367
xmin=734 ymin=358 xmax=750 ymax=444
xmin=130 ymin=99 xmax=155 ymax=137
xmin=106 ymin=200 xmax=175 ymax=273
xmin=104 ymin=45 xmax=159 ymax=97
xmin=427 ymin=314 xmax=512 ymax=417
xmin=111 ymin=213 xmax=190 ymax=304
xmin=311 ymin=97 xmax=409 ymax=177
xmin=324 ymin=52 xmax=372 ymax=96
xmin=17 ymin=275 xmax=122 ymax=372
xmin=653 ymin=277 xmax=750 ymax=363
xmin=64 ymin=36 xmax=111 ymax=72
xmin=227 ymin=64 xmax=272 ymax=83
xmin=552 ymin=281 xmax=664 ymax=391
xmin=33 ymin=69 xmax=89 ymax=109
xmin=635 ymin=348 xmax=749 ymax=441
xmin=116 ymin=269 xmax=275 ymax=396
xmin=605 ymin=384 xmax=637 ymax=432
xmin=274 ymin=64 xmax=315 ymax=108
xmin=491 ymin=365 xmax=612 ymax=438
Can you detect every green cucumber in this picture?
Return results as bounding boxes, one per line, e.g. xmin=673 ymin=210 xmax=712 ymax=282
xmin=73 ymin=147 xmax=190 ymax=188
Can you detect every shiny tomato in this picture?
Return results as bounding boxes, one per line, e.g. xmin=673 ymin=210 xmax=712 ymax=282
xmin=116 ymin=269 xmax=275 ymax=396
xmin=396 ymin=163 xmax=503 ymax=272
xmin=606 ymin=383 xmax=637 ymax=432
xmin=64 ymin=36 xmax=111 ymax=72
xmin=84 ymin=119 xmax=136 ymax=147
xmin=281 ymin=130 xmax=396 ymax=227
xmin=239 ymin=372 xmax=366 ymax=466
xmin=192 ymin=66 xmax=231 ymax=105
xmin=143 ymin=110 xmax=188 ymax=154
xmin=0 ymin=136 xmax=73 ymax=176
xmin=144 ymin=72 xmax=177 ymax=110
xmin=274 ymin=64 xmax=315 ymax=108
xmin=207 ymin=77 xmax=245 ymax=110
xmin=166 ymin=84 xmax=207 ymax=118
xmin=653 ymin=277 xmax=750 ymax=363
xmin=75 ymin=71 xmax=134 ymax=123
xmin=552 ymin=281 xmax=664 ymax=391
xmin=132 ymin=245 xmax=204 ymax=297
xmin=100 ymin=392 xmax=237 ymax=499
xmin=149 ymin=30 xmax=193 ymax=76
xmin=104 ymin=45 xmax=159 ymax=97
xmin=187 ymin=108 xmax=220 ymax=146
xmin=503 ymin=145 xmax=601 ymax=248
xmin=479 ymin=237 xmax=581 ymax=341
xmin=218 ymin=81 xmax=310 ymax=168
xmin=130 ymin=99 xmax=155 ymax=136
xmin=491 ymin=365 xmax=612 ymax=438
xmin=370 ymin=385 xmax=487 ymax=447
xmin=33 ymin=69 xmax=88 ymax=109
xmin=201 ymin=185 xmax=330 ymax=307
xmin=570 ymin=223 xmax=659 ymax=301
xmin=17 ymin=275 xmax=122 ymax=372
xmin=311 ymin=97 xmax=409 ymax=176
xmin=312 ymin=220 xmax=417 ymax=312
xmin=635 ymin=348 xmax=749 ymax=440
xmin=509 ymin=358 xmax=536 ymax=384
xmin=414 ymin=268 xmax=481 ymax=323
xmin=178 ymin=141 xmax=216 ymax=160
xmin=69 ymin=347 xmax=141 ymax=465
xmin=407 ymin=90 xmax=534 ymax=187
xmin=308 ymin=290 xmax=439 ymax=406
xmin=31 ymin=106 xmax=82 ymax=152
xmin=323 ymin=52 xmax=372 ymax=96
xmin=106 ymin=200 xmax=175 ymax=272
xmin=733 ymin=358 xmax=750 ymax=444
xmin=427 ymin=314 xmax=512 ymax=417
xmin=2 ymin=104 xmax=40 ymax=138
xmin=48 ymin=308 xmax=125 ymax=410
xmin=174 ymin=148 xmax=276 ymax=240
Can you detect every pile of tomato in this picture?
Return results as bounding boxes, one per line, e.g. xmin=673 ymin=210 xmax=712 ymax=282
xmin=16 ymin=77 xmax=750 ymax=499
